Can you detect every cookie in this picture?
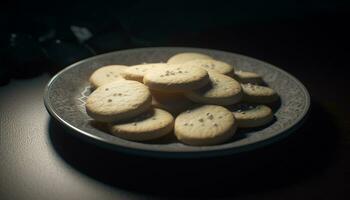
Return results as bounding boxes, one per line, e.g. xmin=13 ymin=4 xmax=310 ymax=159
xmin=151 ymin=90 xmax=193 ymax=115
xmin=122 ymin=63 xmax=168 ymax=82
xmin=167 ymin=52 xmax=213 ymax=64
xmin=183 ymin=59 xmax=235 ymax=77
xmin=89 ymin=65 xmax=127 ymax=89
xmin=174 ymin=105 xmax=237 ymax=146
xmin=241 ymin=83 xmax=279 ymax=103
xmin=229 ymin=104 xmax=273 ymax=128
xmin=234 ymin=70 xmax=263 ymax=84
xmin=143 ymin=65 xmax=210 ymax=92
xmin=185 ymin=72 xmax=242 ymax=105
xmin=86 ymin=80 xmax=152 ymax=122
xmin=109 ymin=108 xmax=174 ymax=141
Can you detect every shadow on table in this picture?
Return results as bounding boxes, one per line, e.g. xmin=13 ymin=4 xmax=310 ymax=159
xmin=48 ymin=101 xmax=340 ymax=198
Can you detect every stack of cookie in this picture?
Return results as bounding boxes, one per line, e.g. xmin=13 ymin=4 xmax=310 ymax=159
xmin=86 ymin=52 xmax=279 ymax=146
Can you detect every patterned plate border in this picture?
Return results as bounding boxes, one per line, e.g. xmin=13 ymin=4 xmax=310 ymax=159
xmin=44 ymin=47 xmax=310 ymax=158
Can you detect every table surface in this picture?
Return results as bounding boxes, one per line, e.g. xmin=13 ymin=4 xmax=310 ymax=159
xmin=1 ymin=15 xmax=350 ymax=199
xmin=0 ymin=66 xmax=349 ymax=199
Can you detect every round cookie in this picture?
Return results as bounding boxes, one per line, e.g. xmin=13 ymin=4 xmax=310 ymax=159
xmin=183 ymin=59 xmax=235 ymax=77
xmin=234 ymin=70 xmax=263 ymax=84
xmin=229 ymin=104 xmax=273 ymax=128
xmin=241 ymin=83 xmax=279 ymax=103
xmin=122 ymin=63 xmax=167 ymax=82
xmin=143 ymin=65 xmax=209 ymax=92
xmin=174 ymin=105 xmax=237 ymax=146
xmin=89 ymin=65 xmax=127 ymax=89
xmin=151 ymin=90 xmax=193 ymax=115
xmin=167 ymin=52 xmax=213 ymax=64
xmin=185 ymin=72 xmax=242 ymax=105
xmin=86 ymin=80 xmax=152 ymax=122
xmin=109 ymin=108 xmax=174 ymax=141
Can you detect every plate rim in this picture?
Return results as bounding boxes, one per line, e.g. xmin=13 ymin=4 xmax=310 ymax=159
xmin=44 ymin=47 xmax=311 ymax=158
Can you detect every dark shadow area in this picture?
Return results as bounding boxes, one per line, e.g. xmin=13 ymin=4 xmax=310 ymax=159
xmin=0 ymin=59 xmax=11 ymax=86
xmin=89 ymin=120 xmax=109 ymax=132
xmin=260 ymin=81 xmax=269 ymax=87
xmin=144 ymin=131 xmax=178 ymax=144
xmin=49 ymin=100 xmax=340 ymax=198
xmin=269 ymin=98 xmax=282 ymax=112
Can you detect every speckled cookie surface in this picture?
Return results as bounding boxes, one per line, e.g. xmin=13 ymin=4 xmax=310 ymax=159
xmin=183 ymin=59 xmax=235 ymax=77
xmin=151 ymin=90 xmax=193 ymax=115
xmin=241 ymin=83 xmax=279 ymax=103
xmin=185 ymin=72 xmax=242 ymax=105
xmin=229 ymin=104 xmax=273 ymax=128
xmin=234 ymin=70 xmax=263 ymax=84
xmin=174 ymin=105 xmax=237 ymax=146
xmin=143 ymin=65 xmax=210 ymax=92
xmin=109 ymin=108 xmax=174 ymax=141
xmin=122 ymin=63 xmax=168 ymax=82
xmin=86 ymin=80 xmax=152 ymax=122
xmin=167 ymin=52 xmax=213 ymax=64
xmin=89 ymin=65 xmax=127 ymax=89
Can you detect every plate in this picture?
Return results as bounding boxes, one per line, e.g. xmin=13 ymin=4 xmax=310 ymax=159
xmin=44 ymin=47 xmax=310 ymax=158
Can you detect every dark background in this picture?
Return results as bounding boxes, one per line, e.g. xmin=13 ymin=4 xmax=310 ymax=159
xmin=1 ymin=0 xmax=349 ymax=199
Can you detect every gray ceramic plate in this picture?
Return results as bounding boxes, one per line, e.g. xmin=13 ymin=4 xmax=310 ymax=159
xmin=44 ymin=47 xmax=310 ymax=158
